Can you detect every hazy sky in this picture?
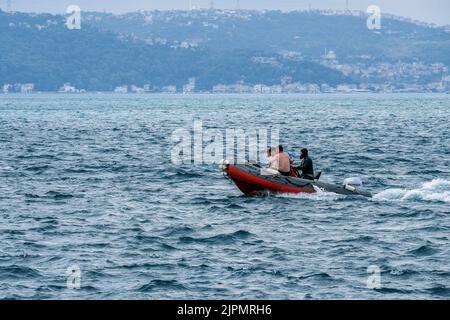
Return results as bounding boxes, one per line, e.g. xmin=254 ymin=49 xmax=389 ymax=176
xmin=2 ymin=0 xmax=449 ymax=25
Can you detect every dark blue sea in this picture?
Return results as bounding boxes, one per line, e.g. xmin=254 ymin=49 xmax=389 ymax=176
xmin=0 ymin=93 xmax=449 ymax=299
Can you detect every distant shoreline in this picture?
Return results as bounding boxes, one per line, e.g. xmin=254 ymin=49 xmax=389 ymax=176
xmin=1 ymin=92 xmax=449 ymax=96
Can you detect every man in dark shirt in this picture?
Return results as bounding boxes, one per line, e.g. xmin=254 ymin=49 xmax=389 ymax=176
xmin=296 ymin=148 xmax=314 ymax=180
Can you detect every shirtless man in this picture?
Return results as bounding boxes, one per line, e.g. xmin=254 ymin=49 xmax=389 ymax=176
xmin=270 ymin=145 xmax=291 ymax=176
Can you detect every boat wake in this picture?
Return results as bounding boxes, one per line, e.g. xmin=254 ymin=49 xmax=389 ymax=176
xmin=275 ymin=185 xmax=343 ymax=201
xmin=373 ymin=179 xmax=450 ymax=204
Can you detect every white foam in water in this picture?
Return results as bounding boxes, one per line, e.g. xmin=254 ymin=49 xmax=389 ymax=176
xmin=373 ymin=179 xmax=450 ymax=204
xmin=276 ymin=185 xmax=342 ymax=201
xmin=343 ymin=177 xmax=363 ymax=186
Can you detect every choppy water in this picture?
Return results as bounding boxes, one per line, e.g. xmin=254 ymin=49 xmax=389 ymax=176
xmin=0 ymin=93 xmax=449 ymax=300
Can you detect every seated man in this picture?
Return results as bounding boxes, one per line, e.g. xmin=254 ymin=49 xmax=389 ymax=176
xmin=295 ymin=148 xmax=314 ymax=180
xmin=261 ymin=147 xmax=280 ymax=175
xmin=271 ymin=145 xmax=291 ymax=176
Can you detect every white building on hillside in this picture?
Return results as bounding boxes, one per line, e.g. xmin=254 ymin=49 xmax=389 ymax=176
xmin=162 ymin=85 xmax=177 ymax=93
xmin=2 ymin=84 xmax=11 ymax=94
xmin=59 ymin=83 xmax=77 ymax=93
xmin=131 ymin=85 xmax=145 ymax=94
xmin=114 ymin=85 xmax=128 ymax=94
xmin=20 ymin=84 xmax=34 ymax=94
xmin=183 ymin=78 xmax=196 ymax=94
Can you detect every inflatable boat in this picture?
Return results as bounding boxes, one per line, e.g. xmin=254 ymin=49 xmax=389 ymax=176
xmin=220 ymin=161 xmax=372 ymax=198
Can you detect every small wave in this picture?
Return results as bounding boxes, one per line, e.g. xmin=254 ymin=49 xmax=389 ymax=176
xmin=2 ymin=229 xmax=25 ymax=235
xmin=160 ymin=225 xmax=195 ymax=237
xmin=295 ymin=272 xmax=334 ymax=281
xmin=304 ymin=272 xmax=333 ymax=280
xmin=45 ymin=191 xmax=74 ymax=200
xmin=36 ymin=284 xmax=67 ymax=293
xmin=166 ymin=168 xmax=203 ymax=180
xmin=160 ymin=243 xmax=178 ymax=250
xmin=111 ymin=165 xmax=128 ymax=172
xmin=373 ymin=179 xmax=450 ymax=203
xmin=179 ymin=230 xmax=253 ymax=245
xmin=426 ymin=286 xmax=450 ymax=297
xmin=189 ymin=197 xmax=215 ymax=205
xmin=276 ymin=186 xmax=342 ymax=201
xmin=374 ymin=287 xmax=414 ymax=294
xmin=119 ymin=262 xmax=175 ymax=270
xmin=138 ymin=279 xmax=186 ymax=292
xmin=134 ymin=234 xmax=164 ymax=243
xmin=407 ymin=245 xmax=439 ymax=256
xmin=63 ymin=168 xmax=92 ymax=173
xmin=0 ymin=265 xmax=41 ymax=279
xmin=226 ymin=203 xmax=246 ymax=209
xmin=24 ymin=165 xmax=50 ymax=174
xmin=340 ymin=235 xmax=375 ymax=243
xmin=24 ymin=193 xmax=41 ymax=199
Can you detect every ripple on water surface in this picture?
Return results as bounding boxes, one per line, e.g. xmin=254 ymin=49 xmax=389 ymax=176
xmin=0 ymin=94 xmax=449 ymax=299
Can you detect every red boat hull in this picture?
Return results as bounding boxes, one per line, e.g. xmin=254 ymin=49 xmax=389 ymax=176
xmin=226 ymin=164 xmax=316 ymax=195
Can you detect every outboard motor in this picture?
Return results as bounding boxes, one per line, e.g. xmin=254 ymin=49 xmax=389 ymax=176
xmin=343 ymin=177 xmax=363 ymax=192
